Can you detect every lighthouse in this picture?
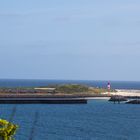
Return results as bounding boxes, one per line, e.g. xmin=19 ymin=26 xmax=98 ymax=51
xmin=107 ymin=82 xmax=111 ymax=96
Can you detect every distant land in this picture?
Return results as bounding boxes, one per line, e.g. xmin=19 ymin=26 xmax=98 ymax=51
xmin=0 ymin=84 xmax=116 ymax=95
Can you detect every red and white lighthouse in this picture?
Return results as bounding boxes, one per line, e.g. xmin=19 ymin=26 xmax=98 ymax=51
xmin=107 ymin=82 xmax=111 ymax=96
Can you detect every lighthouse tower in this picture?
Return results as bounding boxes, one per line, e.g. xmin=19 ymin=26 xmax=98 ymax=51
xmin=107 ymin=82 xmax=111 ymax=96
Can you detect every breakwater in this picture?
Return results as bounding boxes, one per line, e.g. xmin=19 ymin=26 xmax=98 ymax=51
xmin=0 ymin=97 xmax=87 ymax=104
xmin=109 ymin=95 xmax=140 ymax=104
xmin=0 ymin=93 xmax=110 ymax=104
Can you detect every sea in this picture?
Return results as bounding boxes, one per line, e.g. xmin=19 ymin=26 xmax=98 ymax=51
xmin=0 ymin=79 xmax=140 ymax=89
xmin=0 ymin=79 xmax=140 ymax=140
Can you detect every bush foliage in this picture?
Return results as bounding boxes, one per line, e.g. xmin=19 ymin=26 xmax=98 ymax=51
xmin=55 ymin=84 xmax=89 ymax=93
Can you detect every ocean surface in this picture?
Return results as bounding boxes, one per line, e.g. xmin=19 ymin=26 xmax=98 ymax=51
xmin=1 ymin=100 xmax=140 ymax=140
xmin=0 ymin=79 xmax=140 ymax=89
xmin=0 ymin=79 xmax=140 ymax=140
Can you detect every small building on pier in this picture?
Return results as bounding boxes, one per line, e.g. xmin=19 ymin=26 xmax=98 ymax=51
xmin=34 ymin=88 xmax=56 ymax=94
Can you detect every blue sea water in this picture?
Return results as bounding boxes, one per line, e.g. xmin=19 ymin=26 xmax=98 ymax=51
xmin=0 ymin=79 xmax=140 ymax=140
xmin=1 ymin=100 xmax=140 ymax=140
xmin=0 ymin=79 xmax=140 ymax=89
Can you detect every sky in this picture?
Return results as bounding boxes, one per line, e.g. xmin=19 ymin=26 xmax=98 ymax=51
xmin=0 ymin=0 xmax=140 ymax=81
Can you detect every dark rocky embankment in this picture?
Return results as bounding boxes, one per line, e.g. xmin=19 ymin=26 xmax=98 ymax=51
xmin=109 ymin=95 xmax=127 ymax=103
xmin=126 ymin=100 xmax=140 ymax=104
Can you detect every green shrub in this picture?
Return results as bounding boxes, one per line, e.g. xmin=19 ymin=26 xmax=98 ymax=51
xmin=56 ymin=84 xmax=89 ymax=93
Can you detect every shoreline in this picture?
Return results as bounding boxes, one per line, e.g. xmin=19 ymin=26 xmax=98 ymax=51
xmin=102 ymin=89 xmax=140 ymax=97
xmin=0 ymin=90 xmax=140 ymax=104
xmin=0 ymin=89 xmax=140 ymax=99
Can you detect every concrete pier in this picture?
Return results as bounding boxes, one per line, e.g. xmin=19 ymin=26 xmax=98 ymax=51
xmin=0 ymin=97 xmax=87 ymax=104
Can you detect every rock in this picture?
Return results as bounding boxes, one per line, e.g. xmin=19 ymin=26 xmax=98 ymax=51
xmin=126 ymin=100 xmax=140 ymax=104
xmin=109 ymin=95 xmax=127 ymax=102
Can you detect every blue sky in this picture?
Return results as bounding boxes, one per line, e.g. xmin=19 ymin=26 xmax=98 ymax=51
xmin=0 ymin=0 xmax=140 ymax=81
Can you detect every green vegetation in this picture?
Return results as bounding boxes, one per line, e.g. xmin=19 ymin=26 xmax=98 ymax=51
xmin=0 ymin=119 xmax=18 ymax=140
xmin=47 ymin=84 xmax=116 ymax=94
xmin=0 ymin=84 xmax=117 ymax=94
xmin=55 ymin=84 xmax=89 ymax=93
